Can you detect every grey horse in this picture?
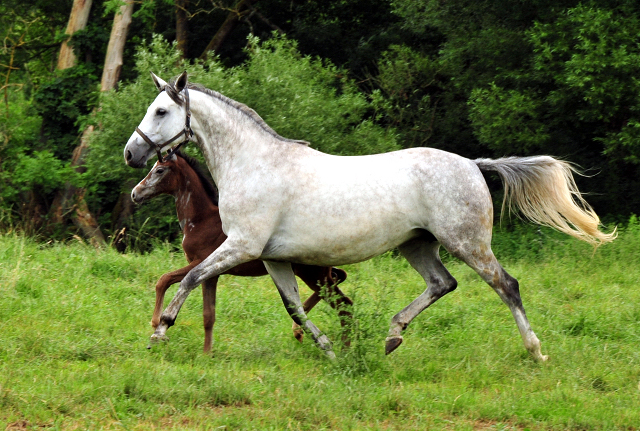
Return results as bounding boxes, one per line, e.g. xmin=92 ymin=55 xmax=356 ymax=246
xmin=124 ymin=71 xmax=614 ymax=360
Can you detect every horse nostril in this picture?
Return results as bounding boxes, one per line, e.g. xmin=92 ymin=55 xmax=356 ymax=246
xmin=126 ymin=150 xmax=133 ymax=161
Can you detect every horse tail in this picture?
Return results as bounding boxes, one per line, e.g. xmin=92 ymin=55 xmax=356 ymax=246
xmin=474 ymin=156 xmax=616 ymax=247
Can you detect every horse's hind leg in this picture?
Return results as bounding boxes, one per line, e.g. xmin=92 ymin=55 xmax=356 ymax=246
xmin=202 ymin=277 xmax=218 ymax=353
xmin=452 ymin=244 xmax=548 ymax=362
xmin=386 ymin=237 xmax=458 ymax=355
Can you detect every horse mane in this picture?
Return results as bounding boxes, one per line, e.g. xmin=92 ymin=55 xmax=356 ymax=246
xmin=173 ymin=149 xmax=219 ymax=206
xmin=163 ymin=76 xmax=310 ymax=147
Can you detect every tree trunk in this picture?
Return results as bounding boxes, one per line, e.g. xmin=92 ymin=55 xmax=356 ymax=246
xmin=51 ymin=0 xmax=135 ymax=247
xmin=50 ymin=126 xmax=106 ymax=246
xmin=101 ymin=0 xmax=134 ymax=91
xmin=176 ymin=0 xmax=189 ymax=58
xmin=57 ymin=0 xmax=93 ymax=70
xmin=199 ymin=0 xmax=252 ymax=61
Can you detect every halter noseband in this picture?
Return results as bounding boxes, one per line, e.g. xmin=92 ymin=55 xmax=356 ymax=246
xmin=135 ymin=86 xmax=194 ymax=163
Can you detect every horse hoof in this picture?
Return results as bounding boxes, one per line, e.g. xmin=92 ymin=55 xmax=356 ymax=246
xmin=149 ymin=333 xmax=169 ymax=347
xmin=293 ymin=329 xmax=304 ymax=343
xmin=385 ymin=336 xmax=403 ymax=355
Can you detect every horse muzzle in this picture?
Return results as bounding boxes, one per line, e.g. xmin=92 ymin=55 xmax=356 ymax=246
xmin=124 ymin=139 xmax=152 ymax=168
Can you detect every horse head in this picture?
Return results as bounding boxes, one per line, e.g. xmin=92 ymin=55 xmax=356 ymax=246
xmin=124 ymin=71 xmax=192 ymax=168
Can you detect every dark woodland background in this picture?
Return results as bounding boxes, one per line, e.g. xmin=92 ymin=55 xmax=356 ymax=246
xmin=2 ymin=0 xmax=638 ymax=250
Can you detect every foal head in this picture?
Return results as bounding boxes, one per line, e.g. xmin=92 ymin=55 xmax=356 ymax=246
xmin=131 ymin=151 xmax=219 ymax=206
xmin=131 ymin=154 xmax=181 ymax=204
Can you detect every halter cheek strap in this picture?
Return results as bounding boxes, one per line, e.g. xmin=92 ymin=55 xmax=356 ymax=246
xmin=135 ymin=87 xmax=194 ymax=163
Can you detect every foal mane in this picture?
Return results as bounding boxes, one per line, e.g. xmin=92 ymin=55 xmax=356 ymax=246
xmin=163 ymin=76 xmax=310 ymax=147
xmin=173 ymin=149 xmax=219 ymax=206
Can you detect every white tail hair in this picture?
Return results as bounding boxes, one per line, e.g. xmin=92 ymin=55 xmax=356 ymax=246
xmin=474 ymin=156 xmax=616 ymax=247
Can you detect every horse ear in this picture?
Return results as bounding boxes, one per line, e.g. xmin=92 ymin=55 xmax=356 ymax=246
xmin=150 ymin=72 xmax=167 ymax=92
xmin=175 ymin=71 xmax=188 ymax=92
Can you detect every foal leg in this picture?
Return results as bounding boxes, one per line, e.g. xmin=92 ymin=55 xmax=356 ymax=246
xmin=151 ymin=260 xmax=201 ymax=328
xmin=386 ymin=237 xmax=458 ymax=355
xmin=202 ymin=277 xmax=218 ymax=353
xmin=263 ymin=261 xmax=336 ymax=359
xmin=294 ymin=268 xmax=353 ymax=346
xmin=152 ymin=239 xmax=258 ymax=343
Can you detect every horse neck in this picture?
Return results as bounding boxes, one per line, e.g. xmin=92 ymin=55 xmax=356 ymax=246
xmin=188 ymin=90 xmax=285 ymax=186
xmin=171 ymin=160 xmax=218 ymax=227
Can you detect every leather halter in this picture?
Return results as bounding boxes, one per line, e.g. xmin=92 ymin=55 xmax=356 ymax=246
xmin=135 ymin=87 xmax=194 ymax=162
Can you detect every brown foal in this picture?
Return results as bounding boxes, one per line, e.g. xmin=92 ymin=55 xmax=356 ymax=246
xmin=132 ymin=150 xmax=353 ymax=352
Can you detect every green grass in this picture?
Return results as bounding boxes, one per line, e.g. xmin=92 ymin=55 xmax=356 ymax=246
xmin=1 ymin=222 xmax=639 ymax=430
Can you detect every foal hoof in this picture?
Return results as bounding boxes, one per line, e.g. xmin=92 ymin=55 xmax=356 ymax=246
xmin=385 ymin=336 xmax=403 ymax=355
xmin=293 ymin=328 xmax=304 ymax=343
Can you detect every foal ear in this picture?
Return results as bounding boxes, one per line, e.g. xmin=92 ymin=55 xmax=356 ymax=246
xmin=150 ymin=72 xmax=167 ymax=92
xmin=175 ymin=71 xmax=188 ymax=92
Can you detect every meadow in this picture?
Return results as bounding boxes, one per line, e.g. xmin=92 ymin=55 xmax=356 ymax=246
xmin=1 ymin=220 xmax=639 ymax=430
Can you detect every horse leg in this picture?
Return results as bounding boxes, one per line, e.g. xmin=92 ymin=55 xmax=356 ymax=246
xmin=385 ymin=237 xmax=458 ymax=355
xmin=292 ymin=292 xmax=322 ymax=342
xmin=151 ymin=260 xmax=200 ymax=328
xmin=263 ymin=260 xmax=336 ymax=359
xmin=454 ymin=247 xmax=548 ymax=362
xmin=152 ymin=239 xmax=258 ymax=344
xmin=202 ymin=276 xmax=218 ymax=353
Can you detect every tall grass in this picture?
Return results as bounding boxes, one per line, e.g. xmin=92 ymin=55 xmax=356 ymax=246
xmin=0 ymin=220 xmax=639 ymax=430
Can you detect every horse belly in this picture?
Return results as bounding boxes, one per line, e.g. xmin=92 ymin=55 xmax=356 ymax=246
xmin=261 ymin=201 xmax=421 ymax=266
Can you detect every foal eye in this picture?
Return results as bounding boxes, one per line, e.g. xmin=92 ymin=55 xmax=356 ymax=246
xmin=156 ymin=108 xmax=167 ymax=116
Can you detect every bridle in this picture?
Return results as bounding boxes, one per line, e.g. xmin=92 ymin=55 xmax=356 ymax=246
xmin=135 ymin=86 xmax=194 ymax=162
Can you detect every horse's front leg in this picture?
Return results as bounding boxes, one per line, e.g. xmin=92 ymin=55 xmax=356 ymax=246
xmin=263 ymin=261 xmax=336 ymax=359
xmin=151 ymin=260 xmax=201 ymax=329
xmin=292 ymin=293 xmax=322 ymax=342
xmin=151 ymin=239 xmax=258 ymax=344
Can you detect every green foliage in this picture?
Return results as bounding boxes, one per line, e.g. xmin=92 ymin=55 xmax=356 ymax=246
xmin=33 ymin=65 xmax=99 ymax=158
xmin=469 ymin=84 xmax=549 ymax=154
xmin=227 ymin=35 xmax=399 ymax=155
xmin=527 ymin=5 xmax=640 ymax=163
xmin=0 ymin=87 xmax=73 ymax=228
xmin=374 ymin=45 xmax=445 ymax=148
xmin=8 ymin=151 xmax=76 ymax=196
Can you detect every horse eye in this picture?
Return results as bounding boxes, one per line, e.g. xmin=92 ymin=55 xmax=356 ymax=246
xmin=156 ymin=108 xmax=167 ymax=117
xmin=155 ymin=168 xmax=165 ymax=174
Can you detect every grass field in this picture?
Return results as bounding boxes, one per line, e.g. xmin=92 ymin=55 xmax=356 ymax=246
xmin=1 ymin=221 xmax=639 ymax=430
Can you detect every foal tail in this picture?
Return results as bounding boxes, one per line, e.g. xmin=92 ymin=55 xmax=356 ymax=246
xmin=474 ymin=156 xmax=616 ymax=247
